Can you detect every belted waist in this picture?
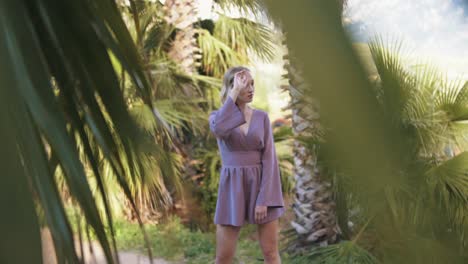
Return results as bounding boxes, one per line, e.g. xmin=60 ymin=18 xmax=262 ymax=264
xmin=221 ymin=150 xmax=262 ymax=166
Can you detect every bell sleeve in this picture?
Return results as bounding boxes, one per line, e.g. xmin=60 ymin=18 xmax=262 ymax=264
xmin=209 ymin=96 xmax=246 ymax=139
xmin=255 ymin=114 xmax=285 ymax=207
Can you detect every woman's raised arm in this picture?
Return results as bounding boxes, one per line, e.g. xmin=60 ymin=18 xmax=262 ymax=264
xmin=209 ymin=96 xmax=246 ymax=139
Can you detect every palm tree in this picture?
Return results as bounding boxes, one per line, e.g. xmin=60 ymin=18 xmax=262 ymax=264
xmin=0 ymin=0 xmax=158 ymax=263
xmin=281 ymin=49 xmax=341 ymax=255
xmin=266 ymin=0 xmax=468 ymax=261
xmin=267 ymin=1 xmax=467 ymax=263
xmin=163 ymin=0 xmax=200 ymax=75
xmin=33 ymin=0 xmax=202 ymax=225
xmin=114 ymin=0 xmax=201 ymax=221
xmin=281 ymin=0 xmax=348 ymax=253
xmin=161 ymin=0 xmax=274 ymax=77
xmin=294 ymin=38 xmax=468 ymax=264
xmin=284 ymin=54 xmax=342 ymax=245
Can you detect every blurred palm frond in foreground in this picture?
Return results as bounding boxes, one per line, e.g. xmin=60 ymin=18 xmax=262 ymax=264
xmin=265 ymin=1 xmax=468 ymax=263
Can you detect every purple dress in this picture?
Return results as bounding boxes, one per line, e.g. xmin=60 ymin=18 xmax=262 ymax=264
xmin=209 ymin=96 xmax=285 ymax=226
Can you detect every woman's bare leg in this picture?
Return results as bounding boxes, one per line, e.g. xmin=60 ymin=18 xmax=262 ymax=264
xmin=215 ymin=224 xmax=241 ymax=264
xmin=258 ymin=219 xmax=281 ymax=264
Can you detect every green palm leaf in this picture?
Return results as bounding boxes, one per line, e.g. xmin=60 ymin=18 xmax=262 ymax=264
xmin=266 ymin=1 xmax=468 ymax=262
xmin=291 ymin=240 xmax=379 ymax=264
xmin=214 ymin=0 xmax=266 ymax=17
xmin=0 ymin=0 xmax=158 ymax=262
xmin=197 ymin=28 xmax=242 ymax=77
xmin=426 ymin=152 xmax=468 ymax=210
xmin=213 ymin=14 xmax=277 ymax=62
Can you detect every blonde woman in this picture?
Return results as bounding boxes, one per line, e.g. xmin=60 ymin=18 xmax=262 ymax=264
xmin=209 ymin=66 xmax=285 ymax=264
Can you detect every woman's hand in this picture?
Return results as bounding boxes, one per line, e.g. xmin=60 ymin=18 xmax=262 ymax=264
xmin=255 ymin=205 xmax=267 ymax=223
xmin=233 ymin=70 xmax=249 ymax=92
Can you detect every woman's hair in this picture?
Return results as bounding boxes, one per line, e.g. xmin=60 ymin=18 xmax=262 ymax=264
xmin=220 ymin=66 xmax=250 ymax=103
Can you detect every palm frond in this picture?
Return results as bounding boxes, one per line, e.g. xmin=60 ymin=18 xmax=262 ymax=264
xmin=0 ymin=0 xmax=158 ymax=262
xmin=426 ymin=152 xmax=468 ymax=211
xmin=146 ymin=56 xmax=202 ymax=96
xmin=267 ymin=1 xmax=468 ymax=261
xmin=214 ymin=0 xmax=267 ymax=18
xmin=213 ymin=14 xmax=277 ymax=62
xmin=368 ymin=37 xmax=416 ymax=125
xmin=436 ymin=79 xmax=468 ymax=122
xmin=153 ymin=99 xmax=208 ymax=136
xmin=368 ymin=37 xmax=468 ymax=156
xmin=290 ymin=240 xmax=379 ymax=264
xmin=197 ymin=28 xmax=243 ymax=77
xmin=143 ymin=22 xmax=174 ymax=55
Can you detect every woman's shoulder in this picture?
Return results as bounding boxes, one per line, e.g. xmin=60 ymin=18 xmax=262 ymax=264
xmin=253 ymin=108 xmax=268 ymax=116
xmin=254 ymin=108 xmax=267 ymax=116
xmin=253 ymin=108 xmax=271 ymax=122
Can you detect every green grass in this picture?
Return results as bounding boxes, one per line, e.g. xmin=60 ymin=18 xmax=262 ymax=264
xmin=112 ymin=216 xmax=294 ymax=263
xmin=112 ymin=216 xmax=214 ymax=262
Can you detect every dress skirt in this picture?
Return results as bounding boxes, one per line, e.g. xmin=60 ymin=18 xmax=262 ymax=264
xmin=214 ymin=164 xmax=285 ymax=226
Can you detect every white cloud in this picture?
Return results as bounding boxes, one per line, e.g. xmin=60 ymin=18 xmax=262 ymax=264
xmin=346 ymin=0 xmax=468 ymax=79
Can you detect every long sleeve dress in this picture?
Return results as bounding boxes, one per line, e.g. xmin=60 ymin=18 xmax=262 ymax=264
xmin=209 ymin=96 xmax=285 ymax=226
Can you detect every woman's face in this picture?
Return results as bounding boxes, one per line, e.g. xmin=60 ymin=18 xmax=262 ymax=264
xmin=236 ymin=71 xmax=255 ymax=103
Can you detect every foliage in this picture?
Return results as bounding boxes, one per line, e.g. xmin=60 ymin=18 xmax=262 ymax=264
xmin=215 ymin=0 xmax=267 ymax=17
xmin=0 ymin=0 xmax=160 ymax=262
xmin=265 ymin=1 xmax=468 ymax=263
xmin=114 ymin=0 xmax=281 ymax=224
xmin=302 ymin=39 xmax=468 ymax=263
xmin=113 ymin=216 xmax=215 ymax=261
xmin=290 ymin=240 xmax=379 ymax=264
xmin=274 ymin=125 xmax=295 ymax=195
xmin=292 ymin=39 xmax=468 ymax=263
xmin=213 ymin=14 xmax=276 ymax=63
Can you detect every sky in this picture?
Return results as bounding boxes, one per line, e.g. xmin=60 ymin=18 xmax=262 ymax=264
xmin=345 ymin=0 xmax=468 ymax=79
xmin=161 ymin=0 xmax=468 ymax=117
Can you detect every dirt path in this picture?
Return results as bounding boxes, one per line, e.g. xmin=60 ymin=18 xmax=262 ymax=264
xmin=81 ymin=247 xmax=175 ymax=264
xmin=41 ymin=229 xmax=179 ymax=264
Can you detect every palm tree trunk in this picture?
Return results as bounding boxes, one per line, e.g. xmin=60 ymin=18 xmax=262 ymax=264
xmin=283 ymin=50 xmax=341 ymax=252
xmin=160 ymin=0 xmax=203 ymax=224
xmin=163 ymin=0 xmax=200 ymax=75
xmin=282 ymin=1 xmax=348 ymax=252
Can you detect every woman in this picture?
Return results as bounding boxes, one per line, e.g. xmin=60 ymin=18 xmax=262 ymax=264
xmin=209 ymin=66 xmax=285 ymax=264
